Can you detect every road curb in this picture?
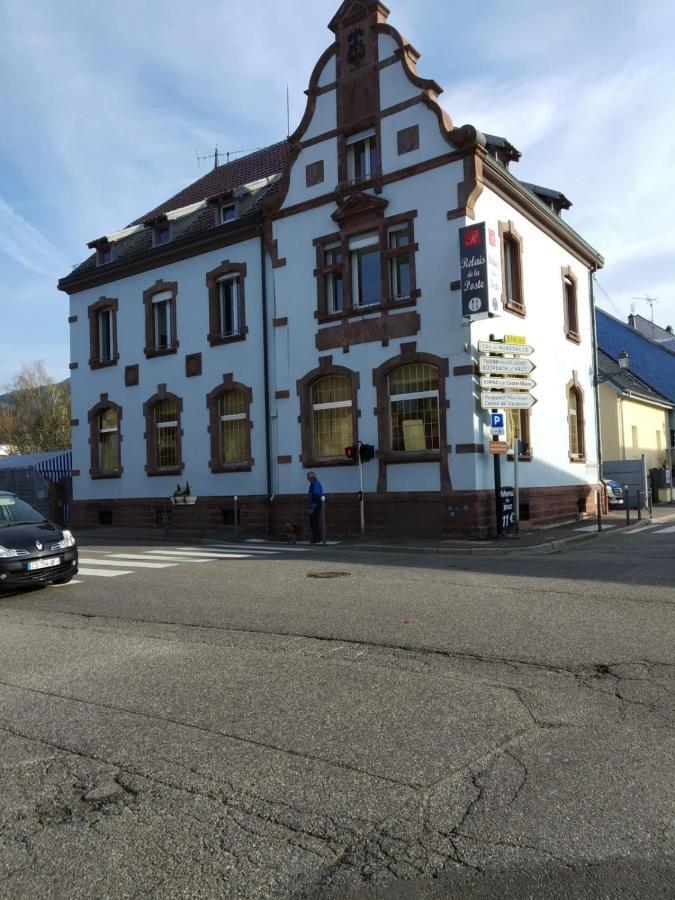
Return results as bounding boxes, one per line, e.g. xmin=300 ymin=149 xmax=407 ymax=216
xmin=353 ymin=532 xmax=598 ymax=557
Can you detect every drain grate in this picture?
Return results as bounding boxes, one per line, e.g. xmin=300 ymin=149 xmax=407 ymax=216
xmin=306 ymin=572 xmax=352 ymax=579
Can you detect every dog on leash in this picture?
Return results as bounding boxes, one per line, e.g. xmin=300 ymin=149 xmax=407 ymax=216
xmin=285 ymin=522 xmax=304 ymax=544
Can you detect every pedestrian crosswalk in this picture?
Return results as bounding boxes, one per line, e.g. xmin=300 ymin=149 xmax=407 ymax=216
xmin=621 ymin=523 xmax=675 ymax=536
xmin=573 ymin=521 xmax=675 ymax=538
xmin=49 ymin=542 xmax=309 ymax=589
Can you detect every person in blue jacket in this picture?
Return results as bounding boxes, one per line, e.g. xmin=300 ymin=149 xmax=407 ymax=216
xmin=306 ymin=472 xmax=324 ymax=544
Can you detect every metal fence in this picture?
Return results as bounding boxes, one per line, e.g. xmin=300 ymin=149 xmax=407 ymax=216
xmin=0 ymin=452 xmax=72 ymax=524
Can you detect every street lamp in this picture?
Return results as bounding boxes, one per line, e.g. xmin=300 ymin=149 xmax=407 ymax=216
xmin=618 ymin=350 xmax=630 ymax=369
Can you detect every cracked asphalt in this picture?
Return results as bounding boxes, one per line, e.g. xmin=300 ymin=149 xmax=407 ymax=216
xmin=0 ymin=528 xmax=673 ymax=898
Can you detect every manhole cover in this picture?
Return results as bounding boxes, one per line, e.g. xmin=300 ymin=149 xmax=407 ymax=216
xmin=306 ymin=572 xmax=352 ymax=579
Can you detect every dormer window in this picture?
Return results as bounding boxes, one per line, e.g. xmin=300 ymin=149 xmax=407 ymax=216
xmin=347 ymin=130 xmax=377 ymax=184
xmin=153 ymin=223 xmax=171 ymax=246
xmin=220 ymin=204 xmax=237 ymax=224
xmin=97 ymin=245 xmax=112 ymax=266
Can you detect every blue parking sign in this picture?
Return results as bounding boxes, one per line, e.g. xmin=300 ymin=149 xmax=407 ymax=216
xmin=491 ymin=413 xmax=505 ymax=430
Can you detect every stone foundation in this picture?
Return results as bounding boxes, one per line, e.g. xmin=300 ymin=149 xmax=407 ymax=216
xmin=70 ymin=484 xmax=601 ymax=540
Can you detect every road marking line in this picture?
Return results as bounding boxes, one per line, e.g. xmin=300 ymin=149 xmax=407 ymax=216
xmin=654 ymin=525 xmax=675 ymax=534
xmin=202 ymin=544 xmax=278 ymax=555
xmin=80 ymin=558 xmax=177 ymax=569
xmin=146 ymin=550 xmax=253 ymax=560
xmin=575 ymin=525 xmax=617 ymax=532
xmin=623 ymin=524 xmax=660 ymax=534
xmin=107 ymin=554 xmax=215 ymax=564
xmin=77 ymin=568 xmax=133 ymax=577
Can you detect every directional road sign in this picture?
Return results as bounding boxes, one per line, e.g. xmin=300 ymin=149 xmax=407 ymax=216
xmin=478 ymin=340 xmax=534 ymax=356
xmin=480 ymin=376 xmax=537 ymax=391
xmin=479 ymin=356 xmax=536 ymax=376
xmin=481 ymin=392 xmax=537 ymax=410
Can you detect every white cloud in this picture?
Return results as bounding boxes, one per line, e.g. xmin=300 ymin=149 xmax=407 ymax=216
xmin=0 ymin=197 xmax=67 ymax=276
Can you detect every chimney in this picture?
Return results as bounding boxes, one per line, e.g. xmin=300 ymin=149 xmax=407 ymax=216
xmin=667 ymin=325 xmax=674 ymax=335
xmin=628 ymin=314 xmax=637 ymax=330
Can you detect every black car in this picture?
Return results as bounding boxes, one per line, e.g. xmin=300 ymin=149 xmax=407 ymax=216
xmin=0 ymin=491 xmax=78 ymax=591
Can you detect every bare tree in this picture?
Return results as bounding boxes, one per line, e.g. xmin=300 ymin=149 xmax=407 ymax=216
xmin=0 ymin=362 xmax=70 ymax=455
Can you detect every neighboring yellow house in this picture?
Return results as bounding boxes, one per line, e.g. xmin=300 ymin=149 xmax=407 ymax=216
xmin=598 ymin=350 xmax=672 ymax=470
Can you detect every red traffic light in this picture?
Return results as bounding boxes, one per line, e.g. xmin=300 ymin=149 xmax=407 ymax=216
xmin=345 ymin=444 xmax=358 ymax=460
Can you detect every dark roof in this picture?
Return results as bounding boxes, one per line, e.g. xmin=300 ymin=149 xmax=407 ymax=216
xmin=483 ymin=132 xmax=522 ymax=163
xmin=64 ymin=142 xmax=290 ymax=283
xmin=628 ymin=314 xmax=675 ymax=350
xmin=132 ymin=140 xmax=291 ymax=224
xmin=597 ymin=350 xmax=672 ymax=407
xmin=521 ymin=181 xmax=572 ymax=212
xmin=597 ymin=309 xmax=675 ymax=404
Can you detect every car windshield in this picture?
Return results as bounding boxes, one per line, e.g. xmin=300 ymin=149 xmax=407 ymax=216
xmin=0 ymin=496 xmax=47 ymax=527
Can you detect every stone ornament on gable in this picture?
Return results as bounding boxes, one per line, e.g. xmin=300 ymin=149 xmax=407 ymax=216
xmin=347 ymin=27 xmax=366 ymax=67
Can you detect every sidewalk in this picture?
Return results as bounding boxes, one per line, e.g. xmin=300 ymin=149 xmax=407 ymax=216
xmin=72 ymin=505 xmax=675 ymax=557
xmin=348 ymin=504 xmax=675 ymax=557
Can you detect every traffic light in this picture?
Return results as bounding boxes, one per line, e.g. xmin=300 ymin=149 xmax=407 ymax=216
xmin=345 ymin=444 xmax=376 ymax=462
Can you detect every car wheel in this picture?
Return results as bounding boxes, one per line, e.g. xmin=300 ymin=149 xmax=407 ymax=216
xmin=52 ymin=574 xmax=75 ymax=586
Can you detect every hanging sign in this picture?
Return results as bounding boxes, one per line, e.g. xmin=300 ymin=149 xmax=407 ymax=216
xmin=459 ymin=223 xmax=501 ymax=320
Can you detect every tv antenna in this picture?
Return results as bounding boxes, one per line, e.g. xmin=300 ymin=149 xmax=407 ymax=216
xmin=633 ymin=295 xmax=659 ymax=323
xmin=195 ymin=145 xmax=265 ymax=170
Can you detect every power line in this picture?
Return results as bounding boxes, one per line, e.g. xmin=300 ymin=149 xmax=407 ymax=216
xmin=594 ymin=279 xmax=625 ymax=319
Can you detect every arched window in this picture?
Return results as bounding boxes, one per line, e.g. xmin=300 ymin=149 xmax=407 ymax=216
xmin=568 ymin=385 xmax=585 ymax=460
xmin=206 ymin=377 xmax=253 ymax=473
xmin=297 ymin=361 xmax=359 ymax=468
xmin=311 ymin=375 xmax=354 ymax=460
xmin=154 ymin=399 xmax=180 ymax=470
xmin=143 ymin=389 xmax=184 ymax=476
xmin=562 ymin=267 xmax=580 ymax=340
xmin=218 ymin=390 xmax=249 ymax=465
xmin=388 ymin=364 xmax=440 ymax=453
xmin=88 ymin=397 xmax=122 ymax=479
xmin=499 ymin=222 xmax=524 ymax=314
xmin=98 ymin=408 xmax=121 ymax=473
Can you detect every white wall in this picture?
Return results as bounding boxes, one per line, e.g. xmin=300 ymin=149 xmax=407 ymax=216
xmin=69 ymin=237 xmax=269 ymax=502
xmin=471 ymin=185 xmax=599 ymax=491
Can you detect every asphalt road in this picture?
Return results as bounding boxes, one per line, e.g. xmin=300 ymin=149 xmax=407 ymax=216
xmin=0 ymin=528 xmax=672 ymax=898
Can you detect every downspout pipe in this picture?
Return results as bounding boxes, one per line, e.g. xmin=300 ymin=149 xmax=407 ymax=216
xmin=589 ymin=266 xmax=604 ymax=490
xmin=259 ymin=229 xmax=274 ymax=534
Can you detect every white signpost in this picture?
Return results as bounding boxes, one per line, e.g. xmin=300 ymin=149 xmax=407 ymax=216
xmin=480 ymin=376 xmax=537 ymax=391
xmin=481 ymin=392 xmax=537 ymax=410
xmin=478 ymin=340 xmax=534 ymax=356
xmin=479 ymin=336 xmax=536 ymax=537
xmin=479 ymin=356 xmax=536 ymax=376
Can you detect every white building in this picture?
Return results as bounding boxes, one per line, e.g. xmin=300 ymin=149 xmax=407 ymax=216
xmin=59 ymin=0 xmax=604 ymax=539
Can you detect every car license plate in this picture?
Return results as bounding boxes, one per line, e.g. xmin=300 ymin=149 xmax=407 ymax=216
xmin=27 ymin=557 xmax=61 ymax=572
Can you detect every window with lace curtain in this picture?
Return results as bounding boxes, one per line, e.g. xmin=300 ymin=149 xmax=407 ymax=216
xmin=154 ymin=399 xmax=180 ymax=470
xmin=98 ymin=408 xmax=121 ymax=473
xmin=206 ymin=379 xmax=253 ymax=473
xmin=568 ymin=386 xmax=585 ymax=460
xmin=218 ymin=390 xmax=249 ymax=465
xmin=89 ymin=400 xmax=123 ymax=479
xmin=311 ymin=375 xmax=354 ymax=460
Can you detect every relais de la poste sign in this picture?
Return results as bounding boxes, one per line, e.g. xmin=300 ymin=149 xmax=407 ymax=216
xmin=459 ymin=223 xmax=502 ymax=320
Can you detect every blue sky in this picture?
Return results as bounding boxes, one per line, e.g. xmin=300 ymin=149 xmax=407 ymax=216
xmin=1 ymin=0 xmax=674 ymax=385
